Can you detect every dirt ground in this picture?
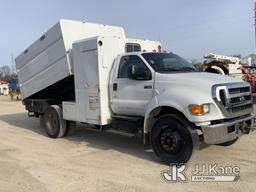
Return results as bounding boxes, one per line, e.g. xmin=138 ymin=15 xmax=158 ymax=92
xmin=0 ymin=95 xmax=255 ymax=192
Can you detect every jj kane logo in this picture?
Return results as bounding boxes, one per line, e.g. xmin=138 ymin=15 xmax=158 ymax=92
xmin=161 ymin=164 xmax=187 ymax=182
xmin=162 ymin=164 xmax=240 ymax=182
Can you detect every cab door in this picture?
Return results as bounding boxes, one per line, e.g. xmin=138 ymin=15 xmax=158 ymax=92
xmin=110 ymin=55 xmax=154 ymax=116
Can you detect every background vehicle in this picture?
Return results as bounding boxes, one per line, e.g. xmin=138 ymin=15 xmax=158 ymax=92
xmin=0 ymin=80 xmax=9 ymax=96
xmin=203 ymin=53 xmax=256 ymax=93
xmin=240 ymin=66 xmax=256 ymax=93
xmin=16 ymin=20 xmax=255 ymax=163
xmin=203 ymin=53 xmax=242 ymax=77
xmin=8 ymin=76 xmax=21 ymax=100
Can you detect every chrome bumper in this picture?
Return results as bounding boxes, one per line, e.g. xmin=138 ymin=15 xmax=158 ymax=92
xmin=201 ymin=114 xmax=255 ymax=144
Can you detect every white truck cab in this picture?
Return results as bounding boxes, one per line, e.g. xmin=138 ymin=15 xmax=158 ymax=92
xmin=16 ymin=20 xmax=255 ymax=164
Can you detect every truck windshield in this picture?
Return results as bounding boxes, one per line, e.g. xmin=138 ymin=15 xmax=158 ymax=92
xmin=142 ymin=53 xmax=197 ymax=73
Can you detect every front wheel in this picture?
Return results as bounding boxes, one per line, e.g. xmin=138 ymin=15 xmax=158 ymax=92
xmin=151 ymin=114 xmax=199 ymax=164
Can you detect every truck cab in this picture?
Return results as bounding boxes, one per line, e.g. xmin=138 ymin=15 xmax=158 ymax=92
xmin=108 ymin=51 xmax=255 ymax=162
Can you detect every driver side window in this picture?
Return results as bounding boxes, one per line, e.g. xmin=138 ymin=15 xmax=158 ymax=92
xmin=118 ymin=55 xmax=150 ymax=78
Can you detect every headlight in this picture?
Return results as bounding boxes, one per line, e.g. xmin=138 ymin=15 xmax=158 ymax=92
xmin=188 ymin=104 xmax=210 ymax=116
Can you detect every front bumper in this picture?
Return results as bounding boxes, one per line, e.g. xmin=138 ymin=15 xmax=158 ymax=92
xmin=201 ymin=114 xmax=255 ymax=144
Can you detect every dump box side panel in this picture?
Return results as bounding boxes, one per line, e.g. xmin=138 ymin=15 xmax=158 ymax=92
xmin=16 ymin=22 xmax=71 ymax=99
xmin=18 ymin=39 xmax=67 ymax=84
xmin=20 ymin=57 xmax=70 ymax=99
xmin=15 ymin=22 xmax=63 ymax=69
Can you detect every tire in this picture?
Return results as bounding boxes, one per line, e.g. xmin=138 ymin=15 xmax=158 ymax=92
xmin=151 ymin=114 xmax=199 ymax=164
xmin=217 ymin=138 xmax=238 ymax=146
xmin=41 ymin=105 xmax=66 ymax=138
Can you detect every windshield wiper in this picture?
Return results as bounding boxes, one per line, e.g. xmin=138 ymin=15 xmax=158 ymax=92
xmin=158 ymin=67 xmax=196 ymax=73
xmin=158 ymin=68 xmax=181 ymax=72
xmin=179 ymin=67 xmax=196 ymax=71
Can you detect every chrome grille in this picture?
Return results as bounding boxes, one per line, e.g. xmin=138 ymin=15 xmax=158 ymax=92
xmin=219 ymin=89 xmax=227 ymax=107
xmin=212 ymin=83 xmax=253 ymax=118
xmin=227 ymin=86 xmax=252 ymax=109
xmin=229 ymin=95 xmax=251 ymax=105
xmin=228 ymin=87 xmax=250 ymax=94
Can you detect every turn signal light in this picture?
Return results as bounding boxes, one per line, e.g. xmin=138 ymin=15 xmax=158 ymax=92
xmin=188 ymin=104 xmax=210 ymax=116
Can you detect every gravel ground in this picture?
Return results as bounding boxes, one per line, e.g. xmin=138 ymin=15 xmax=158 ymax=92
xmin=0 ymin=95 xmax=255 ymax=192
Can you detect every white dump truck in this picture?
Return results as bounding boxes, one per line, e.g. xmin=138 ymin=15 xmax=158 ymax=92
xmin=16 ymin=19 xmax=255 ymax=163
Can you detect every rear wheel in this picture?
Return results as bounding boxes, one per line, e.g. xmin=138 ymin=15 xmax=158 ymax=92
xmin=151 ymin=114 xmax=199 ymax=164
xmin=41 ymin=105 xmax=66 ymax=138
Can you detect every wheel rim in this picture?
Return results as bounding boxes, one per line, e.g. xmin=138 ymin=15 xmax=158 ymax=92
xmin=159 ymin=128 xmax=182 ymax=154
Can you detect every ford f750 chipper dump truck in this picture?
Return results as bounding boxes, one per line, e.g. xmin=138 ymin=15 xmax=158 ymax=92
xmin=16 ymin=19 xmax=255 ymax=163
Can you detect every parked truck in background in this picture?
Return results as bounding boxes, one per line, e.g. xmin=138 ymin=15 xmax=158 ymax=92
xmin=204 ymin=53 xmax=242 ymax=77
xmin=204 ymin=53 xmax=256 ymax=93
xmin=16 ymin=20 xmax=255 ymax=163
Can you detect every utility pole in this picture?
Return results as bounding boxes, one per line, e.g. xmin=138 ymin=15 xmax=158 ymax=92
xmin=11 ymin=53 xmax=14 ymax=75
xmin=254 ymin=2 xmax=256 ymax=49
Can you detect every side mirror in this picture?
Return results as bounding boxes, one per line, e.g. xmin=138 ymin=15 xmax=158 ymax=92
xmin=128 ymin=64 xmax=152 ymax=80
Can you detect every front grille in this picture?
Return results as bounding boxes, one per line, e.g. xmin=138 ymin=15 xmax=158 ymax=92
xmin=228 ymin=85 xmax=252 ymax=113
xmin=227 ymin=85 xmax=252 ymax=113
xmin=213 ymin=83 xmax=253 ymax=117
xmin=228 ymin=87 xmax=250 ymax=94
xmin=230 ymin=95 xmax=251 ymax=105
xmin=219 ymin=89 xmax=227 ymax=107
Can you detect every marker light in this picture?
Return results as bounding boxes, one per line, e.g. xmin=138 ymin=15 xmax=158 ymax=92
xmin=188 ymin=104 xmax=210 ymax=116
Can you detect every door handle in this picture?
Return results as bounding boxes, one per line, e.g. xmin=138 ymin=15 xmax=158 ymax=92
xmin=113 ymin=83 xmax=117 ymax=91
xmin=144 ymin=85 xmax=152 ymax=89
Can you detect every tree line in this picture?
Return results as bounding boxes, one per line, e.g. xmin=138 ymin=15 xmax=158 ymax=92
xmin=0 ymin=65 xmax=13 ymax=82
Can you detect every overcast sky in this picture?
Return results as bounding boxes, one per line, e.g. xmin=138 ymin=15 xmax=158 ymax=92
xmin=0 ymin=0 xmax=255 ymax=66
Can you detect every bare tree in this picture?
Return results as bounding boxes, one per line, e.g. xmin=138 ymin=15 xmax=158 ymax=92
xmin=191 ymin=59 xmax=203 ymax=71
xmin=0 ymin=65 xmax=11 ymax=77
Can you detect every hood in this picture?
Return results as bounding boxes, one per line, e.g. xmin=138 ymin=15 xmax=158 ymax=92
xmin=154 ymin=72 xmax=248 ymax=99
xmin=155 ymin=72 xmax=244 ymax=86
